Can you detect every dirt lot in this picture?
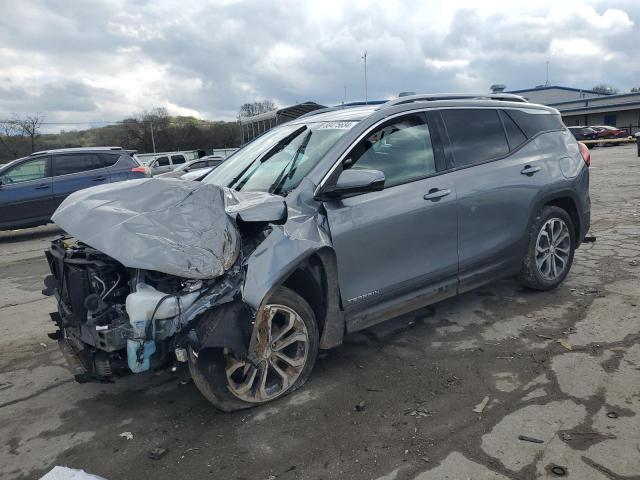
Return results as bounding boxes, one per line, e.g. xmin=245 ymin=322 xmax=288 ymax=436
xmin=1 ymin=145 xmax=639 ymax=480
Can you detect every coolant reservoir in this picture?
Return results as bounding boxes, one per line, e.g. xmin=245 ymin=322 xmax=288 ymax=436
xmin=126 ymin=282 xmax=200 ymax=338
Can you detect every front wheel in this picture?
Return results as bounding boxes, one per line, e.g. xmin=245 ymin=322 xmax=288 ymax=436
xmin=189 ymin=287 xmax=319 ymax=411
xmin=517 ymin=206 xmax=575 ymax=291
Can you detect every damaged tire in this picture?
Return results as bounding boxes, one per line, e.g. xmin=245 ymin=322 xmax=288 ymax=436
xmin=517 ymin=206 xmax=575 ymax=291
xmin=189 ymin=287 xmax=319 ymax=411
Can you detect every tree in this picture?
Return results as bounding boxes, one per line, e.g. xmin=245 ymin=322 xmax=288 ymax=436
xmin=631 ymin=87 xmax=640 ymax=93
xmin=239 ymin=100 xmax=277 ymax=118
xmin=14 ymin=114 xmax=44 ymax=152
xmin=0 ymin=118 xmax=24 ymax=158
xmin=591 ymin=84 xmax=619 ymax=95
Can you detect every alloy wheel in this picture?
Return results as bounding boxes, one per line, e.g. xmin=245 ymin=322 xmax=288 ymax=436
xmin=225 ymin=304 xmax=309 ymax=403
xmin=535 ymin=218 xmax=571 ymax=281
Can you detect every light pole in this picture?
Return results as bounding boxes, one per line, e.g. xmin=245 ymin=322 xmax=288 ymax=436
xmin=150 ymin=121 xmax=156 ymax=153
xmin=362 ymin=51 xmax=368 ymax=104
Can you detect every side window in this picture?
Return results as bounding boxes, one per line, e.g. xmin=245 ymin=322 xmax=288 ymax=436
xmin=208 ymin=160 xmax=222 ymax=167
xmin=191 ymin=161 xmax=205 ymax=169
xmin=346 ymin=113 xmax=436 ymax=188
xmin=499 ymin=110 xmax=527 ymax=150
xmin=155 ymin=157 xmax=170 ymax=167
xmin=96 ymin=153 xmax=120 ymax=167
xmin=441 ymin=109 xmax=509 ymax=167
xmin=506 ymin=110 xmax=564 ymax=137
xmin=0 ymin=157 xmax=48 ymax=184
xmin=53 ymin=154 xmax=103 ymax=176
xmin=171 ymin=155 xmax=186 ymax=164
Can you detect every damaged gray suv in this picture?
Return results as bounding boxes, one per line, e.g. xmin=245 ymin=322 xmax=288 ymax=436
xmin=43 ymin=94 xmax=591 ymax=411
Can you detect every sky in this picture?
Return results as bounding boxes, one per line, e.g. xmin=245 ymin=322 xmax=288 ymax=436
xmin=0 ymin=0 xmax=639 ymax=130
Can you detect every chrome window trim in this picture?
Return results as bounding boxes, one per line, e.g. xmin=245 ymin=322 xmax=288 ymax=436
xmin=314 ymin=106 xmax=557 ymax=197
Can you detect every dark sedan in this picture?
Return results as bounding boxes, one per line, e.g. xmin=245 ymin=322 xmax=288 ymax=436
xmin=568 ymin=126 xmax=598 ymax=141
xmin=0 ymin=147 xmax=147 ymax=230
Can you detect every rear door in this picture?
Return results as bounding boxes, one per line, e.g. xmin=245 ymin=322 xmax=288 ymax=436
xmin=323 ymin=111 xmax=458 ymax=331
xmin=440 ymin=108 xmax=549 ymax=291
xmin=0 ymin=156 xmax=53 ymax=227
xmin=51 ymin=153 xmax=109 ymax=209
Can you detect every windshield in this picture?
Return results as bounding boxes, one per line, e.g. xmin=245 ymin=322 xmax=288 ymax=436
xmin=203 ymin=120 xmax=357 ymax=195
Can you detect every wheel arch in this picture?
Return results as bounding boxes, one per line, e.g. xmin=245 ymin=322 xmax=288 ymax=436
xmin=271 ymin=247 xmax=345 ymax=349
xmin=529 ymin=189 xmax=584 ymax=247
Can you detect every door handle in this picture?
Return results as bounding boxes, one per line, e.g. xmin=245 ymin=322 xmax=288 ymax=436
xmin=520 ymin=165 xmax=541 ymax=175
xmin=424 ymin=188 xmax=451 ymax=201
xmin=92 ymin=176 xmax=107 ymax=182
xmin=35 ymin=184 xmax=50 ymax=190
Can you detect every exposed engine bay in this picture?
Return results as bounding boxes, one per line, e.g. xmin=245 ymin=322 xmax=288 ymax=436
xmin=43 ymin=237 xmax=243 ymax=381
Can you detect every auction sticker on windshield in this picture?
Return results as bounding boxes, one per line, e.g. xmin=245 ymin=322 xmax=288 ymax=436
xmin=314 ymin=121 xmax=358 ymax=130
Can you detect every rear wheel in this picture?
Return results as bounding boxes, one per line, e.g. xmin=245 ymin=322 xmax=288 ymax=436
xmin=189 ymin=287 xmax=319 ymax=411
xmin=517 ymin=206 xmax=575 ymax=291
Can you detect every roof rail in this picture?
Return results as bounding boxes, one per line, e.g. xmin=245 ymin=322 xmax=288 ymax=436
xmin=378 ymin=93 xmax=528 ymax=110
xmin=29 ymin=146 xmax=124 ymax=156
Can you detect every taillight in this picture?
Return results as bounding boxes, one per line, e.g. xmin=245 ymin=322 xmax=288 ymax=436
xmin=578 ymin=142 xmax=591 ymax=167
xmin=131 ymin=166 xmax=150 ymax=176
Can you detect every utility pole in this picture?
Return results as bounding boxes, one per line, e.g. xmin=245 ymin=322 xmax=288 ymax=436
xmin=545 ymin=60 xmax=550 ymax=87
xmin=362 ymin=51 xmax=368 ymax=104
xmin=150 ymin=121 xmax=156 ymax=153
xmin=343 ymin=85 xmax=347 ymax=105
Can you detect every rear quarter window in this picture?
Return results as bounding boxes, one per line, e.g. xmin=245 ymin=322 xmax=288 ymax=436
xmin=506 ymin=110 xmax=564 ymax=138
xmin=171 ymin=155 xmax=186 ymax=164
xmin=96 ymin=153 xmax=120 ymax=167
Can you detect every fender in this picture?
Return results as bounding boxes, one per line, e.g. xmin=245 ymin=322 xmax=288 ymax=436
xmin=243 ymin=226 xmax=345 ymax=349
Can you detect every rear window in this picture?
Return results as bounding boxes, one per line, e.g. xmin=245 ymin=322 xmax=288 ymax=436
xmin=53 ymin=154 xmax=103 ymax=176
xmin=442 ymin=109 xmax=509 ymax=167
xmin=171 ymin=155 xmax=186 ymax=164
xmin=506 ymin=109 xmax=564 ymax=138
xmin=96 ymin=153 xmax=120 ymax=167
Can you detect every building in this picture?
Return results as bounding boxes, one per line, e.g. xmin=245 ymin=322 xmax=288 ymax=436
xmin=508 ymin=86 xmax=640 ymax=134
xmin=239 ymin=102 xmax=326 ymax=144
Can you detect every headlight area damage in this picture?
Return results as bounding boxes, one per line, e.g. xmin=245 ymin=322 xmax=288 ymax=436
xmin=42 ymin=178 xmax=293 ymax=389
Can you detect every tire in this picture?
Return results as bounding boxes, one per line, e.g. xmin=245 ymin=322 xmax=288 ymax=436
xmin=189 ymin=286 xmax=319 ymax=412
xmin=517 ymin=206 xmax=575 ymax=291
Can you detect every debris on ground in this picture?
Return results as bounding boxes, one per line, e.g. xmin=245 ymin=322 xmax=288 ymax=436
xmin=405 ymin=406 xmax=431 ymax=417
xmin=549 ymin=465 xmax=568 ymax=476
xmin=40 ymin=466 xmax=107 ymax=479
xmin=147 ymin=447 xmax=168 ymax=460
xmin=355 ymin=401 xmax=366 ymax=412
xmin=472 ymin=396 xmax=490 ymax=414
xmin=119 ymin=431 xmax=134 ymax=440
xmin=518 ymin=434 xmax=544 ymax=443
xmin=606 ymin=411 xmax=619 ymax=419
xmin=583 ymin=235 xmax=596 ymax=243
xmin=39 ymin=342 xmax=47 ymax=348
xmin=556 ymin=339 xmax=572 ymax=351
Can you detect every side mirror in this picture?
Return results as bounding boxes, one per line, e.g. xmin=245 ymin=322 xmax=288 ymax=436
xmin=321 ymin=169 xmax=385 ymax=198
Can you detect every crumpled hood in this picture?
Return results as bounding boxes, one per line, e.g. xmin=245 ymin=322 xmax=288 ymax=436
xmin=51 ymin=178 xmax=285 ymax=279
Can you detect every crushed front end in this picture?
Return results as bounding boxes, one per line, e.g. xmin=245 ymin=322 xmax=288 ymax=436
xmin=43 ymin=237 xmax=242 ymax=382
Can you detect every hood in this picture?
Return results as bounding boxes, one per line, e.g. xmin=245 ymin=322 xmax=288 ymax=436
xmin=51 ymin=178 xmax=284 ymax=279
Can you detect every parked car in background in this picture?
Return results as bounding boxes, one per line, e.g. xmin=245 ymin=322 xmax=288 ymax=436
xmin=45 ymin=93 xmax=591 ymax=411
xmin=139 ymin=153 xmax=190 ymax=175
xmin=568 ymin=126 xmax=598 ymax=142
xmin=156 ymin=156 xmax=224 ymax=179
xmin=591 ymin=126 xmax=629 ymax=139
xmin=0 ymin=147 xmax=147 ymax=230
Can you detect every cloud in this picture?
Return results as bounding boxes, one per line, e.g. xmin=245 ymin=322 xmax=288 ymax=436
xmin=0 ymin=0 xmax=638 ymax=129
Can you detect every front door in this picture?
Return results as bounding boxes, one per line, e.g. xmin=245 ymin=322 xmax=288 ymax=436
xmin=0 ymin=156 xmax=53 ymax=228
xmin=323 ymin=112 xmax=458 ymax=331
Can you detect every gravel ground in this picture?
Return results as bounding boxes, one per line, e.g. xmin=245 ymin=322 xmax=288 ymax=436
xmin=1 ymin=145 xmax=638 ymax=480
